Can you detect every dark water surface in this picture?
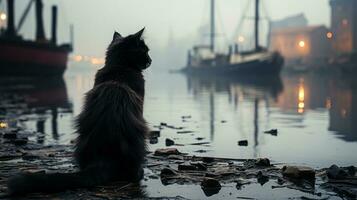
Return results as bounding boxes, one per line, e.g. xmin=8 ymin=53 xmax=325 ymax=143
xmin=9 ymin=66 xmax=357 ymax=169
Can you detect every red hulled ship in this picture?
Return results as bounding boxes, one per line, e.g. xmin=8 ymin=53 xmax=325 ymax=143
xmin=0 ymin=0 xmax=72 ymax=76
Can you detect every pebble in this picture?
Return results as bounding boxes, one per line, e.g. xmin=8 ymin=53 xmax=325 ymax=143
xmin=154 ymin=148 xmax=181 ymax=156
xmin=282 ymin=166 xmax=315 ymax=180
xmin=178 ymin=164 xmax=197 ymax=171
xmin=327 ymin=164 xmax=348 ymax=179
xmin=238 ymin=140 xmax=248 ymax=146
xmin=257 ymin=171 xmax=269 ymax=185
xmin=3 ymin=132 xmax=17 ymax=139
xmin=264 ymin=129 xmax=278 ymax=136
xmin=165 ymin=138 xmax=175 ymax=146
xmin=255 ymin=158 xmax=271 ymax=167
xmin=160 ymin=168 xmax=177 ymax=177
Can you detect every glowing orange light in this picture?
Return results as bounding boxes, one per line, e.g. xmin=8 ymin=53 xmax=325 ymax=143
xmin=298 ymin=40 xmax=305 ymax=48
xmin=297 ymin=80 xmax=305 ymax=114
xmin=0 ymin=122 xmax=8 ymax=128
xmin=73 ymin=55 xmax=83 ymax=62
xmin=298 ymin=102 xmax=305 ymax=109
xmin=298 ymin=108 xmax=304 ymax=114
xmin=326 ymin=32 xmax=333 ymax=39
xmin=90 ymin=58 xmax=105 ymax=65
xmin=298 ymin=86 xmax=305 ymax=101
xmin=0 ymin=13 xmax=6 ymax=21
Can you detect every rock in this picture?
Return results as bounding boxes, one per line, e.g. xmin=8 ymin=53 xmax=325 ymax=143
xmin=202 ymin=157 xmax=215 ymax=163
xmin=178 ymin=164 xmax=197 ymax=171
xmin=13 ymin=138 xmax=28 ymax=146
xmin=149 ymin=130 xmax=160 ymax=138
xmin=192 ymin=162 xmax=207 ymax=171
xmin=238 ymin=140 xmax=248 ymax=146
xmin=264 ymin=129 xmax=278 ymax=136
xmin=22 ymin=153 xmax=41 ymax=160
xmin=154 ymin=148 xmax=181 ymax=156
xmin=201 ymin=177 xmax=221 ymax=188
xmin=165 ymin=138 xmax=175 ymax=146
xmin=149 ymin=137 xmax=158 ymax=144
xmin=160 ymin=122 xmax=167 ymax=126
xmin=196 ymin=137 xmax=205 ymax=141
xmin=327 ymin=164 xmax=348 ymax=179
xmin=160 ymin=168 xmax=177 ymax=177
xmin=177 ymin=131 xmax=194 ymax=134
xmin=3 ymin=132 xmax=17 ymax=139
xmin=257 ymin=171 xmax=269 ymax=185
xmin=282 ymin=166 xmax=315 ymax=180
xmin=346 ymin=166 xmax=356 ymax=176
xmin=0 ymin=153 xmax=22 ymax=161
xmin=277 ymin=177 xmax=285 ymax=185
xmin=167 ymin=155 xmax=183 ymax=160
xmin=201 ymin=178 xmax=222 ymax=197
xmin=255 ymin=158 xmax=271 ymax=167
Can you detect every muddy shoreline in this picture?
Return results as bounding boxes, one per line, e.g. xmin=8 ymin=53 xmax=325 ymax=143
xmin=1 ymin=125 xmax=357 ymax=199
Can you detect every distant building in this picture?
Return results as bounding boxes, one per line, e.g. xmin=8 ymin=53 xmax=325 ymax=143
xmin=270 ymin=25 xmax=332 ymax=67
xmin=330 ymin=0 xmax=357 ymax=54
xmin=270 ymin=13 xmax=308 ymax=30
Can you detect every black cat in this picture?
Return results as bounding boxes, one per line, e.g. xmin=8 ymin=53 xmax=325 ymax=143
xmin=7 ymin=28 xmax=151 ymax=195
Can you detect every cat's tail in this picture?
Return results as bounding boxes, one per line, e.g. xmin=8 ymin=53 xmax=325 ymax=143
xmin=6 ymin=166 xmax=109 ymax=196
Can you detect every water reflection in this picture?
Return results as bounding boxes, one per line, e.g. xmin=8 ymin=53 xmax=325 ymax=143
xmin=186 ymin=73 xmax=284 ymax=157
xmin=0 ymin=77 xmax=72 ymax=143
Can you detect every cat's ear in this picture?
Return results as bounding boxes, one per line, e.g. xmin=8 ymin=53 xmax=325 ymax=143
xmin=113 ymin=31 xmax=123 ymax=41
xmin=133 ymin=28 xmax=145 ymax=40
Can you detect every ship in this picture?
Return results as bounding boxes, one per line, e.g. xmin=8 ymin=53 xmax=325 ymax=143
xmin=182 ymin=0 xmax=284 ymax=76
xmin=0 ymin=0 xmax=72 ymax=76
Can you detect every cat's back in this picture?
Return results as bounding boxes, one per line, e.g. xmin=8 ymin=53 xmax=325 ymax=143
xmin=94 ymin=67 xmax=145 ymax=98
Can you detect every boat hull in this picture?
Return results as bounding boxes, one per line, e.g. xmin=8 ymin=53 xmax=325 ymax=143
xmin=0 ymin=39 xmax=71 ymax=77
xmin=183 ymin=52 xmax=284 ymax=76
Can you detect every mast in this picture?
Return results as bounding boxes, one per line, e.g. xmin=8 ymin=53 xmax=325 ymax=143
xmin=51 ymin=5 xmax=57 ymax=44
xmin=254 ymin=0 xmax=260 ymax=51
xmin=210 ymin=0 xmax=215 ymax=52
xmin=35 ymin=0 xmax=46 ymax=41
xmin=5 ymin=0 xmax=16 ymax=36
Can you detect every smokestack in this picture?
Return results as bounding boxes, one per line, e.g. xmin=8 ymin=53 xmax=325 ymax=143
xmin=51 ymin=5 xmax=57 ymax=45
xmin=5 ymin=0 xmax=16 ymax=36
xmin=35 ymin=0 xmax=46 ymax=41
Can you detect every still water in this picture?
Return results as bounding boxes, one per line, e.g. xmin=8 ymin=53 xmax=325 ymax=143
xmin=9 ymin=66 xmax=357 ymax=169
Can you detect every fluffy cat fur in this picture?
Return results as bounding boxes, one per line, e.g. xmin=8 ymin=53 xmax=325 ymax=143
xmin=7 ymin=28 xmax=151 ymax=195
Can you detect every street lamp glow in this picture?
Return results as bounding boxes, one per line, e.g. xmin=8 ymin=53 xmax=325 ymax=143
xmin=298 ymin=40 xmax=305 ymax=48
xmin=0 ymin=13 xmax=7 ymax=21
xmin=326 ymin=32 xmax=333 ymax=39
xmin=238 ymin=36 xmax=245 ymax=43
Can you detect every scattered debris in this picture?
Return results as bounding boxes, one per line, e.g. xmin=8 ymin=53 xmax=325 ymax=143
xmin=178 ymin=164 xmax=197 ymax=171
xmin=255 ymin=158 xmax=271 ymax=167
xmin=165 ymin=138 xmax=175 ymax=146
xmin=264 ymin=129 xmax=278 ymax=136
xmin=177 ymin=131 xmax=194 ymax=134
xmin=238 ymin=140 xmax=248 ymax=146
xmin=201 ymin=178 xmax=222 ymax=197
xmin=154 ymin=148 xmax=181 ymax=156
xmin=282 ymin=166 xmax=315 ymax=180
xmin=327 ymin=164 xmax=348 ymax=179
xmin=257 ymin=171 xmax=269 ymax=185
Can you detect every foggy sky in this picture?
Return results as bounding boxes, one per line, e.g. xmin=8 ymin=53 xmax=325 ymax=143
xmin=9 ymin=0 xmax=329 ymax=67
